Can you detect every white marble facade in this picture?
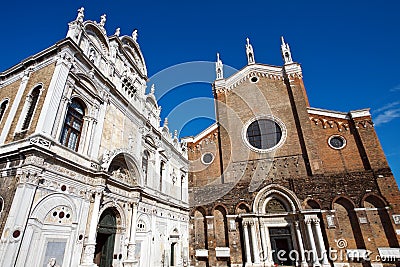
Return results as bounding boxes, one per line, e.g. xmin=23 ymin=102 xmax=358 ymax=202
xmin=0 ymin=8 xmax=189 ymax=267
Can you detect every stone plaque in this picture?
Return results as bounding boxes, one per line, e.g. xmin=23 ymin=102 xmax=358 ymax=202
xmin=359 ymin=217 xmax=368 ymax=224
xmin=393 ymin=215 xmax=400 ymax=225
xmin=326 ymin=215 xmax=335 ymax=228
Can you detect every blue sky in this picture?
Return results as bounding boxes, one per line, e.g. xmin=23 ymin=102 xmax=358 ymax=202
xmin=0 ymin=0 xmax=399 ymax=181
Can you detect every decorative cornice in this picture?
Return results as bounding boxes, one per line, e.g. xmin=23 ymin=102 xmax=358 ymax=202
xmin=309 ymin=107 xmax=373 ymax=131
xmin=182 ymin=123 xmax=218 ymax=145
xmin=213 ymin=64 xmax=283 ymax=94
xmin=309 ymin=116 xmax=350 ymax=132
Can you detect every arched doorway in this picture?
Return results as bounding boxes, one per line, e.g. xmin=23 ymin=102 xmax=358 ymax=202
xmin=94 ymin=208 xmax=117 ymax=267
xmin=265 ymin=197 xmax=294 ymax=266
xmin=170 ymin=228 xmax=180 ymax=267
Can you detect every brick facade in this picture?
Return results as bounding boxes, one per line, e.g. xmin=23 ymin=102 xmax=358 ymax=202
xmin=187 ymin=40 xmax=400 ymax=267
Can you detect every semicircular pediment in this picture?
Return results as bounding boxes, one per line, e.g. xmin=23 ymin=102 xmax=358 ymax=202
xmin=83 ymin=22 xmax=110 ymax=53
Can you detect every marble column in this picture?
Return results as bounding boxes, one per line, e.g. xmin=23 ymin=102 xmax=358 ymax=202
xmin=82 ymin=116 xmax=94 ymax=156
xmin=314 ymin=218 xmax=330 ymax=267
xmin=259 ymin=224 xmax=267 ymax=262
xmin=81 ymin=187 xmax=103 ymax=266
xmin=124 ymin=202 xmax=139 ymax=267
xmin=243 ymin=221 xmax=252 ymax=265
xmin=264 ymin=226 xmax=274 ymax=266
xmin=250 ymin=221 xmax=260 ymax=264
xmin=295 ymin=221 xmax=308 ymax=267
xmin=305 ymin=218 xmax=321 ymax=267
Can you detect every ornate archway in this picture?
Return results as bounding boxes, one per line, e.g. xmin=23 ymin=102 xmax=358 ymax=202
xmin=94 ymin=208 xmax=118 ymax=267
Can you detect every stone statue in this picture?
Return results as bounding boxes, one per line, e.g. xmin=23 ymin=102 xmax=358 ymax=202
xmin=115 ymin=27 xmax=120 ymax=37
xmin=99 ymin=14 xmax=106 ymax=27
xmin=76 ymin=7 xmax=84 ymax=23
xmin=246 ymin=37 xmax=255 ymax=64
xmin=47 ymin=258 xmax=60 ymax=267
xmin=132 ymin=29 xmax=138 ymax=42
xmin=216 ymin=53 xmax=223 ymax=79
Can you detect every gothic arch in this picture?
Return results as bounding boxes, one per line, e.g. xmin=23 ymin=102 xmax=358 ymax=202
xmin=253 ymin=184 xmax=301 ymax=214
xmin=31 ymin=193 xmax=77 ymax=223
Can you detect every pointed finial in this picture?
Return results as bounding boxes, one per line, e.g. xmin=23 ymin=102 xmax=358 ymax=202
xmin=164 ymin=117 xmax=168 ymax=127
xmin=99 ymin=14 xmax=106 ymax=27
xmin=115 ymin=28 xmax=120 ymax=37
xmin=76 ymin=7 xmax=85 ymax=22
xmin=150 ymin=84 xmax=155 ymax=94
xmin=174 ymin=130 xmax=178 ymax=138
xmin=246 ymin=37 xmax=255 ymax=65
xmin=132 ymin=29 xmax=138 ymax=42
xmin=280 ymin=36 xmax=293 ymax=64
xmin=216 ymin=52 xmax=224 ymax=80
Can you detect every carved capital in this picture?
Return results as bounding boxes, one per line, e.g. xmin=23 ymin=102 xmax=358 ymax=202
xmin=313 ymin=218 xmax=320 ymax=225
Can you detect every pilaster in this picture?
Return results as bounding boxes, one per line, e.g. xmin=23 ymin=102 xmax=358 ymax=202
xmin=0 ymin=70 xmax=31 ymax=144
xmin=35 ymin=53 xmax=73 ymax=137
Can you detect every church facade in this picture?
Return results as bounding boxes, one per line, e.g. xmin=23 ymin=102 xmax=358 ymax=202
xmin=0 ymin=8 xmax=189 ymax=267
xmin=185 ymin=38 xmax=400 ymax=267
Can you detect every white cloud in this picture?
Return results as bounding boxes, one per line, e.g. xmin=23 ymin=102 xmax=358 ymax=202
xmin=374 ymin=108 xmax=400 ymax=126
xmin=390 ymin=84 xmax=400 ymax=92
xmin=373 ymin=101 xmax=400 ymax=114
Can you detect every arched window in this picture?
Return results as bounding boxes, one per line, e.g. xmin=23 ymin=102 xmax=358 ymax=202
xmin=0 ymin=196 xmax=4 ymax=213
xmin=142 ymin=150 xmax=149 ymax=184
xmin=0 ymin=100 xmax=9 ymax=123
xmin=21 ymin=86 xmax=41 ymax=131
xmin=159 ymin=161 xmax=165 ymax=191
xmin=60 ymin=99 xmax=85 ymax=151
xmin=137 ymin=219 xmax=147 ymax=232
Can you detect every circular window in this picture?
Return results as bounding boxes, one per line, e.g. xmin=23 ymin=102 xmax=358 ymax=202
xmin=243 ymin=116 xmax=286 ymax=152
xmin=328 ymin=135 xmax=346 ymax=149
xmin=250 ymin=76 xmax=259 ymax=83
xmin=12 ymin=230 xmax=21 ymax=238
xmin=201 ymin=152 xmax=214 ymax=165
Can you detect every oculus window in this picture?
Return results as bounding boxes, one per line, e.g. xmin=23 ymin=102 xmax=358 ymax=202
xmin=328 ymin=135 xmax=346 ymax=150
xmin=246 ymin=119 xmax=282 ymax=150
